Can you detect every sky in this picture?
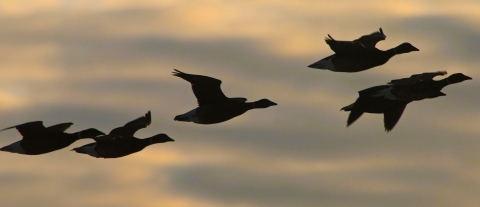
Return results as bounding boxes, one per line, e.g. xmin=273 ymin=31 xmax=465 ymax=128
xmin=0 ymin=0 xmax=479 ymax=206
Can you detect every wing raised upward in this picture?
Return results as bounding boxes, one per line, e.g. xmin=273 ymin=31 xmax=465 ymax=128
xmin=109 ymin=111 xmax=152 ymax=138
xmin=325 ymin=34 xmax=368 ymax=55
xmin=173 ymin=69 xmax=230 ymax=106
xmin=353 ymin=28 xmax=386 ymax=48
xmin=1 ymin=121 xmax=49 ymax=140
xmin=325 ymin=28 xmax=385 ymax=54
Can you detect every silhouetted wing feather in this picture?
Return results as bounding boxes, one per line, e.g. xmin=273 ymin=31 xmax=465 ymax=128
xmin=388 ymin=71 xmax=447 ymax=86
xmin=353 ymin=39 xmax=381 ymax=48
xmin=353 ymin=28 xmax=386 ymax=48
xmin=325 ymin=37 xmax=368 ymax=55
xmin=124 ymin=111 xmax=151 ymax=128
xmin=109 ymin=111 xmax=151 ymax=138
xmin=358 ymin=85 xmax=391 ymax=97
xmin=384 ymin=104 xmax=408 ymax=132
xmin=326 ymin=28 xmax=385 ymax=54
xmin=47 ymin=122 xmax=73 ymax=132
xmin=346 ymin=97 xmax=367 ymax=127
xmin=173 ymin=69 xmax=229 ymax=106
xmin=347 ymin=108 xmax=364 ymax=127
xmin=0 ymin=121 xmax=49 ymax=140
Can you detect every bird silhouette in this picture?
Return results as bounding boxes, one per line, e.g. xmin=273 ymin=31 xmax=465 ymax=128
xmin=173 ymin=69 xmax=277 ymax=124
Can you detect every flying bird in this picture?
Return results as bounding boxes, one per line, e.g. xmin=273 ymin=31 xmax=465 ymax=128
xmin=372 ymin=71 xmax=472 ymax=101
xmin=72 ymin=111 xmax=174 ymax=158
xmin=341 ymin=72 xmax=471 ymax=132
xmin=308 ymin=28 xmax=419 ymax=72
xmin=0 ymin=121 xmax=104 ymax=155
xmin=341 ymin=85 xmax=412 ymax=132
xmin=173 ymin=69 xmax=277 ymax=124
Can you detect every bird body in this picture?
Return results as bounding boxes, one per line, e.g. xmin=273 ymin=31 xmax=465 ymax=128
xmin=309 ymin=43 xmax=418 ymax=72
xmin=308 ymin=28 xmax=418 ymax=72
xmin=72 ymin=111 xmax=174 ymax=158
xmin=342 ymin=72 xmax=471 ymax=131
xmin=310 ymin=49 xmax=395 ymax=72
xmin=341 ymin=85 xmax=411 ymax=132
xmin=0 ymin=121 xmax=104 ymax=155
xmin=173 ymin=69 xmax=277 ymax=124
xmin=73 ymin=134 xmax=172 ymax=158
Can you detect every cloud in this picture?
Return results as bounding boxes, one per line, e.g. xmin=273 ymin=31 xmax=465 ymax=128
xmin=0 ymin=2 xmax=479 ymax=207
xmin=163 ymin=162 xmax=475 ymax=207
xmin=392 ymin=15 xmax=480 ymax=63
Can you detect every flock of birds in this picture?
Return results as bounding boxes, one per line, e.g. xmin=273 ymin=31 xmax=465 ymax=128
xmin=308 ymin=28 xmax=471 ymax=131
xmin=0 ymin=28 xmax=472 ymax=158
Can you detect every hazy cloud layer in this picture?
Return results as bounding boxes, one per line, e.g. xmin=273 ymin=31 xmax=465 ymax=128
xmin=0 ymin=1 xmax=479 ymax=207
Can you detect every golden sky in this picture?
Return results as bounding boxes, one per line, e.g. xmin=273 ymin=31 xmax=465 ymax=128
xmin=0 ymin=0 xmax=479 ymax=206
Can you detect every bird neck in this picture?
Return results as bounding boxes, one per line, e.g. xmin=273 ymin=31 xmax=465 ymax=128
xmin=140 ymin=137 xmax=155 ymax=147
xmin=385 ymin=48 xmax=397 ymax=57
xmin=245 ymin=101 xmax=258 ymax=110
xmin=437 ymin=77 xmax=452 ymax=89
xmin=67 ymin=132 xmax=84 ymax=141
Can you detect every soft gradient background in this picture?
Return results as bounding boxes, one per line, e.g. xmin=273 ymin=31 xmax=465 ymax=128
xmin=0 ymin=0 xmax=479 ymax=206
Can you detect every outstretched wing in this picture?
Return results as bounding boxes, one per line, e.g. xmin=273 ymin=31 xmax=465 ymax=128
xmin=347 ymin=107 xmax=364 ymax=127
xmin=353 ymin=28 xmax=386 ymax=48
xmin=1 ymin=121 xmax=49 ymax=140
xmin=325 ymin=28 xmax=385 ymax=54
xmin=358 ymin=85 xmax=392 ymax=97
xmin=325 ymin=34 xmax=368 ymax=55
xmin=344 ymin=97 xmax=368 ymax=127
xmin=388 ymin=71 xmax=447 ymax=86
xmin=173 ymin=69 xmax=230 ymax=106
xmin=47 ymin=122 xmax=73 ymax=132
xmin=109 ymin=111 xmax=152 ymax=138
xmin=384 ymin=103 xmax=408 ymax=132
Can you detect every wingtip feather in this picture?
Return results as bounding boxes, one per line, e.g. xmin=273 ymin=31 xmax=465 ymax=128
xmin=172 ymin=69 xmax=184 ymax=77
xmin=145 ymin=111 xmax=152 ymax=126
xmin=0 ymin=126 xmax=15 ymax=132
xmin=325 ymin=34 xmax=334 ymax=41
xmin=0 ymin=121 xmax=43 ymax=132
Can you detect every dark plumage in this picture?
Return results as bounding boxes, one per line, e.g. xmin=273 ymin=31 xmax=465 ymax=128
xmin=341 ymin=85 xmax=412 ymax=132
xmin=173 ymin=69 xmax=277 ymax=124
xmin=372 ymin=72 xmax=472 ymax=101
xmin=72 ymin=111 xmax=174 ymax=158
xmin=326 ymin=28 xmax=386 ymax=52
xmin=0 ymin=121 xmax=104 ymax=155
xmin=352 ymin=27 xmax=386 ymax=48
xmin=342 ymin=72 xmax=471 ymax=132
xmin=308 ymin=28 xmax=419 ymax=72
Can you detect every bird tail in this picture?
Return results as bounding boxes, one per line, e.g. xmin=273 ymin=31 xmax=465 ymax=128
xmin=71 ymin=143 xmax=99 ymax=158
xmin=308 ymin=55 xmax=335 ymax=70
xmin=174 ymin=114 xmax=191 ymax=122
xmin=341 ymin=103 xmax=354 ymax=111
xmin=71 ymin=146 xmax=87 ymax=154
xmin=174 ymin=109 xmax=197 ymax=122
